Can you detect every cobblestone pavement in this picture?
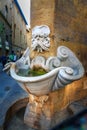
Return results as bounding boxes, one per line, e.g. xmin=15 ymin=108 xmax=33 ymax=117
xmin=5 ymin=97 xmax=87 ymax=130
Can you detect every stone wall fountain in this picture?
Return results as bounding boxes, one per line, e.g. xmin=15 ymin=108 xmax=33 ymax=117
xmin=4 ymin=25 xmax=85 ymax=130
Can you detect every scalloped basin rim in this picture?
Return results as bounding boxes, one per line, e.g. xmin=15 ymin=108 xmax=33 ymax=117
xmin=10 ymin=63 xmax=64 ymax=83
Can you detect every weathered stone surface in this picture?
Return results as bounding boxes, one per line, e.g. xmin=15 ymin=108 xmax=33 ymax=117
xmin=24 ymin=94 xmax=51 ymax=130
xmin=54 ymin=0 xmax=87 ymax=44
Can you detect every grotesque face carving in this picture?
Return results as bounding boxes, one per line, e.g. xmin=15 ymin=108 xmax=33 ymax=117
xmin=31 ymin=25 xmax=50 ymax=52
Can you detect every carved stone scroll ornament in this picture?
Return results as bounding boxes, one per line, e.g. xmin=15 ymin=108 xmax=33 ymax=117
xmin=46 ymin=46 xmax=85 ymax=90
xmin=46 ymin=57 xmax=61 ymax=71
xmin=31 ymin=25 xmax=50 ymax=52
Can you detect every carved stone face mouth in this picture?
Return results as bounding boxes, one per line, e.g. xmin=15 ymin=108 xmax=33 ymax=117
xmin=31 ymin=25 xmax=50 ymax=52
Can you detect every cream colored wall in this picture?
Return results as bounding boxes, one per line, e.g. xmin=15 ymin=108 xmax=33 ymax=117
xmin=26 ymin=30 xmax=31 ymax=49
xmin=0 ymin=0 xmax=27 ymax=51
xmin=0 ymin=0 xmax=12 ymax=25
xmin=0 ymin=0 xmax=12 ymax=55
xmin=11 ymin=1 xmax=27 ymax=51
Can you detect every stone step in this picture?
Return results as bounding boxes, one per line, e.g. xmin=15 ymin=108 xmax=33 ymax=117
xmin=68 ymin=102 xmax=86 ymax=115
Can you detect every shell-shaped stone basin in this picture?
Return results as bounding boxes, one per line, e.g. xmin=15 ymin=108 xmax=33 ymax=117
xmin=10 ymin=63 xmax=60 ymax=96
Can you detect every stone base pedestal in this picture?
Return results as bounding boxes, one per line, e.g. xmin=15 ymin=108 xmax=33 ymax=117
xmin=24 ymin=94 xmax=52 ymax=130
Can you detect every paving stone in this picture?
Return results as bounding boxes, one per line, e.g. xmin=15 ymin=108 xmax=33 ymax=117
xmin=0 ymin=71 xmax=28 ymax=129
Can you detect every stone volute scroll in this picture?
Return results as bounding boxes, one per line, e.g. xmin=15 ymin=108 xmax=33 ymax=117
xmin=31 ymin=25 xmax=50 ymax=52
xmin=46 ymin=46 xmax=85 ymax=90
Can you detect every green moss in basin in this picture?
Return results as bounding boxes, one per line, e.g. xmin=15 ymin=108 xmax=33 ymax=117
xmin=17 ymin=65 xmax=48 ymax=77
